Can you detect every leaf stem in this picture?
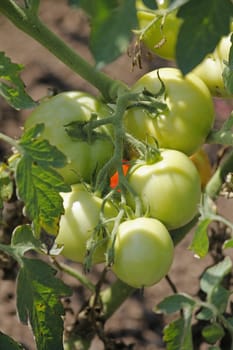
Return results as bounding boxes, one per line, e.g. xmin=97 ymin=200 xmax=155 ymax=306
xmin=0 ymin=0 xmax=127 ymax=101
xmin=52 ymin=258 xmax=95 ymax=292
xmin=0 ymin=132 xmax=22 ymax=152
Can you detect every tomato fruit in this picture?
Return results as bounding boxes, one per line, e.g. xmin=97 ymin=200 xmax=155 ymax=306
xmin=110 ymin=217 xmax=174 ymax=288
xmin=127 ymin=149 xmax=201 ymax=230
xmin=24 ymin=91 xmax=114 ymax=185
xmin=192 ymin=34 xmax=232 ymax=98
xmin=137 ymin=9 xmax=182 ymax=60
xmin=190 ymin=148 xmax=212 ymax=189
xmin=124 ymin=67 xmax=214 ymax=156
xmin=55 ymin=183 xmax=117 ymax=264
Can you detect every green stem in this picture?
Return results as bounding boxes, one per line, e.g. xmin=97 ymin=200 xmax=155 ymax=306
xmin=205 ymin=149 xmax=233 ymax=199
xmin=0 ymin=0 xmax=127 ymax=101
xmin=0 ymin=132 xmax=22 ymax=152
xmin=52 ymin=258 xmax=95 ymax=292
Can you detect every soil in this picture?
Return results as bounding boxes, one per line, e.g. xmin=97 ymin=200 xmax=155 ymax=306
xmin=0 ymin=1 xmax=233 ymax=350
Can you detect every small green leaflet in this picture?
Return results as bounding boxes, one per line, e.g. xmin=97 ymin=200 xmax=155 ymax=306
xmin=202 ymin=323 xmax=225 ymax=345
xmin=176 ymin=0 xmax=233 ymax=74
xmin=189 ymin=218 xmax=211 ymax=258
xmin=17 ymin=258 xmax=72 ymax=350
xmin=0 ymin=332 xmax=25 ymax=350
xmin=156 ymin=293 xmax=196 ymax=315
xmin=0 ymin=52 xmax=36 ymax=110
xmin=200 ymin=256 xmax=232 ymax=295
xmin=89 ymin=0 xmax=137 ymax=67
xmin=163 ymin=306 xmax=193 ymax=350
xmin=16 ymin=124 xmax=70 ymax=236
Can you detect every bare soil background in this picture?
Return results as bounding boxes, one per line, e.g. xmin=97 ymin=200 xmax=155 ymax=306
xmin=0 ymin=1 xmax=233 ymax=349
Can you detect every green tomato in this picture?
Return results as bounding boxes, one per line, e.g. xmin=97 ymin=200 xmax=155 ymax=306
xmin=124 ymin=67 xmax=214 ymax=155
xmin=193 ymin=34 xmax=232 ymax=98
xmin=111 ymin=217 xmax=174 ymax=288
xmin=24 ymin=91 xmax=114 ymax=185
xmin=137 ymin=9 xmax=182 ymax=60
xmin=56 ymin=183 xmax=117 ymax=264
xmin=127 ymin=149 xmax=201 ymax=230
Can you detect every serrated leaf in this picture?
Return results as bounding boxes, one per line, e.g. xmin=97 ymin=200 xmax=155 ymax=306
xmin=156 ymin=293 xmax=196 ymax=314
xmin=202 ymin=323 xmax=225 ymax=344
xmin=0 ymin=52 xmax=36 ymax=110
xmin=0 ymin=332 xmax=24 ymax=350
xmin=19 ymin=124 xmax=68 ymax=168
xmin=16 ymin=157 xmax=70 ymax=235
xmin=189 ymin=218 xmax=211 ymax=258
xmin=163 ymin=306 xmax=193 ymax=350
xmin=200 ymin=256 xmax=232 ymax=295
xmin=90 ymin=0 xmax=137 ymax=67
xmin=17 ymin=258 xmax=71 ymax=350
xmin=176 ymin=0 xmax=233 ymax=74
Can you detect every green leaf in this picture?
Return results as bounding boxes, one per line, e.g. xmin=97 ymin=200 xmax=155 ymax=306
xmin=209 ymin=285 xmax=230 ymax=314
xmin=11 ymin=225 xmax=44 ymax=256
xmin=0 ymin=332 xmax=24 ymax=350
xmin=176 ymin=0 xmax=233 ymax=74
xmin=200 ymin=256 xmax=232 ymax=295
xmin=0 ymin=52 xmax=36 ymax=110
xmin=17 ymin=258 xmax=71 ymax=350
xmin=15 ymin=125 xmax=70 ymax=235
xmin=196 ymin=307 xmax=213 ymax=321
xmin=163 ymin=306 xmax=193 ymax=350
xmin=89 ymin=0 xmax=137 ymax=67
xmin=16 ymin=158 xmax=69 ymax=235
xmin=189 ymin=218 xmax=211 ymax=258
xmin=223 ymin=34 xmax=233 ymax=94
xmin=156 ymin=293 xmax=196 ymax=314
xmin=202 ymin=323 xmax=225 ymax=345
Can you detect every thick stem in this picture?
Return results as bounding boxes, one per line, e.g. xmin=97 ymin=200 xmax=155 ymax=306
xmin=0 ymin=0 xmax=127 ymax=101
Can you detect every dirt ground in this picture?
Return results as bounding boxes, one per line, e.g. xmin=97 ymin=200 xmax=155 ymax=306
xmin=0 ymin=1 xmax=233 ymax=350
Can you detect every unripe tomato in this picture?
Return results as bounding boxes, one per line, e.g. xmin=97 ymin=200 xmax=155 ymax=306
xmin=124 ymin=67 xmax=214 ymax=156
xmin=55 ymin=184 xmax=117 ymax=264
xmin=190 ymin=148 xmax=212 ymax=189
xmin=127 ymin=149 xmax=201 ymax=230
xmin=137 ymin=9 xmax=182 ymax=60
xmin=193 ymin=34 xmax=232 ymax=98
xmin=111 ymin=217 xmax=174 ymax=288
xmin=24 ymin=91 xmax=114 ymax=185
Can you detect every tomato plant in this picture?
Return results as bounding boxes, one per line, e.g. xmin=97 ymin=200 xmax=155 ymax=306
xmin=124 ymin=67 xmax=214 ymax=155
xmin=55 ymin=183 xmax=117 ymax=264
xmin=25 ymin=91 xmax=114 ymax=185
xmin=0 ymin=1 xmax=233 ymax=350
xmin=110 ymin=217 xmax=174 ymax=288
xmin=127 ymin=149 xmax=201 ymax=229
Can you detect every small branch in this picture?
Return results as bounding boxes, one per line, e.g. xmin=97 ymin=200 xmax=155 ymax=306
xmin=52 ymin=258 xmax=95 ymax=292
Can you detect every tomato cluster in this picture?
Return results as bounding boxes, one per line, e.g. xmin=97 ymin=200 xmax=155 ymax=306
xmin=23 ymin=4 xmax=231 ymax=288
